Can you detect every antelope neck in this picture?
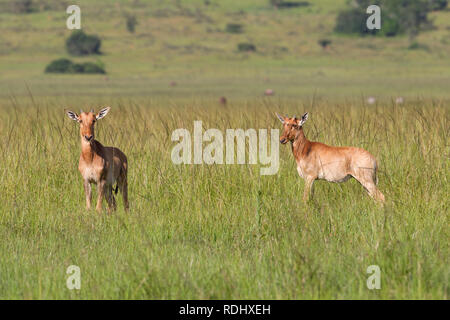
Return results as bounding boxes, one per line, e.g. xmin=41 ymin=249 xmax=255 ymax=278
xmin=81 ymin=138 xmax=97 ymax=162
xmin=291 ymin=127 xmax=308 ymax=157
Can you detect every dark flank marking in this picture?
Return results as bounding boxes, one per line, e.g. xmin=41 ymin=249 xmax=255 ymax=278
xmin=303 ymin=142 xmax=312 ymax=157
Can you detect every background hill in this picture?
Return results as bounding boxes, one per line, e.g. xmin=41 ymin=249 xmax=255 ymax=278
xmin=1 ymin=0 xmax=449 ymax=101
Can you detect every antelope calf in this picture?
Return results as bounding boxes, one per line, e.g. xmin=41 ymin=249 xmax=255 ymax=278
xmin=277 ymin=113 xmax=385 ymax=203
xmin=67 ymin=107 xmax=129 ymax=213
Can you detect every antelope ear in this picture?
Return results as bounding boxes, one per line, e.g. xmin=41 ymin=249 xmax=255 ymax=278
xmin=66 ymin=110 xmax=79 ymax=122
xmin=276 ymin=113 xmax=285 ymax=123
xmin=96 ymin=107 xmax=111 ymax=120
xmin=298 ymin=112 xmax=309 ymax=126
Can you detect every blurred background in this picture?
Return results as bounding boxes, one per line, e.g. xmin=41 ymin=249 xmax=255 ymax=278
xmin=0 ymin=0 xmax=449 ymax=102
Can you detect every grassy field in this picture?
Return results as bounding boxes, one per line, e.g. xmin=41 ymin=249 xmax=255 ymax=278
xmin=0 ymin=0 xmax=449 ymax=299
xmin=0 ymin=98 xmax=448 ymax=299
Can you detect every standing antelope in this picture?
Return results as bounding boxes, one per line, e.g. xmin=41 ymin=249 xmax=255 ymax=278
xmin=67 ymin=107 xmax=129 ymax=213
xmin=276 ymin=113 xmax=385 ymax=203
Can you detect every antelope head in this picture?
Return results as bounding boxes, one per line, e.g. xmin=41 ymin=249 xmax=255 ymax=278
xmin=66 ymin=107 xmax=111 ymax=143
xmin=276 ymin=112 xmax=308 ymax=144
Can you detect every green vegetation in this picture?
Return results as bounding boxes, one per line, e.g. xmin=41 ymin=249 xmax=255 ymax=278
xmin=334 ymin=0 xmax=441 ymax=38
xmin=318 ymin=38 xmax=332 ymax=49
xmin=270 ymin=0 xmax=310 ymax=9
xmin=237 ymin=42 xmax=256 ymax=52
xmin=429 ymin=0 xmax=448 ymax=11
xmin=225 ymin=23 xmax=243 ymax=34
xmin=125 ymin=13 xmax=138 ymax=33
xmin=334 ymin=6 xmax=371 ymax=35
xmin=8 ymin=0 xmax=33 ymax=13
xmin=66 ymin=30 xmax=102 ymax=56
xmin=45 ymin=58 xmax=105 ymax=74
xmin=44 ymin=58 xmax=73 ymax=73
xmin=0 ymin=0 xmax=448 ymax=299
xmin=1 ymin=0 xmax=68 ymax=14
xmin=81 ymin=61 xmax=105 ymax=74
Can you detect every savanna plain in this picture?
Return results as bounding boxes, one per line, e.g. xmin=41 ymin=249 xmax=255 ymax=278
xmin=0 ymin=0 xmax=448 ymax=299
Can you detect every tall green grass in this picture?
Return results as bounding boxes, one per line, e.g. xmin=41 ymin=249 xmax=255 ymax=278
xmin=0 ymin=97 xmax=447 ymax=299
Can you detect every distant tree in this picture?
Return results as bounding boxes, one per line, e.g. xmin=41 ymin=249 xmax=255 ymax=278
xmin=125 ymin=14 xmax=138 ymax=33
xmin=10 ymin=0 xmax=34 ymax=13
xmin=269 ymin=0 xmax=283 ymax=7
xmin=6 ymin=0 xmax=69 ymax=13
xmin=70 ymin=63 xmax=85 ymax=73
xmin=334 ymin=7 xmax=369 ymax=35
xmin=45 ymin=58 xmax=105 ymax=74
xmin=36 ymin=0 xmax=69 ymax=11
xmin=428 ymin=0 xmax=448 ymax=10
xmin=45 ymin=58 xmax=73 ymax=73
xmin=380 ymin=17 xmax=400 ymax=37
xmin=226 ymin=23 xmax=243 ymax=34
xmin=237 ymin=43 xmax=256 ymax=52
xmin=318 ymin=39 xmax=332 ymax=49
xmin=387 ymin=0 xmax=433 ymax=42
xmin=335 ymin=0 xmax=434 ymax=40
xmin=66 ymin=30 xmax=101 ymax=56
xmin=269 ymin=0 xmax=310 ymax=9
xmin=81 ymin=62 xmax=106 ymax=74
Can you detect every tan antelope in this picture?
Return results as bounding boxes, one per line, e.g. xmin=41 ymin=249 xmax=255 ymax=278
xmin=276 ymin=113 xmax=385 ymax=203
xmin=67 ymin=107 xmax=129 ymax=213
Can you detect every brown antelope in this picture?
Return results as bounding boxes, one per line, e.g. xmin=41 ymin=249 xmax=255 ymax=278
xmin=276 ymin=113 xmax=385 ymax=203
xmin=67 ymin=107 xmax=129 ymax=213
